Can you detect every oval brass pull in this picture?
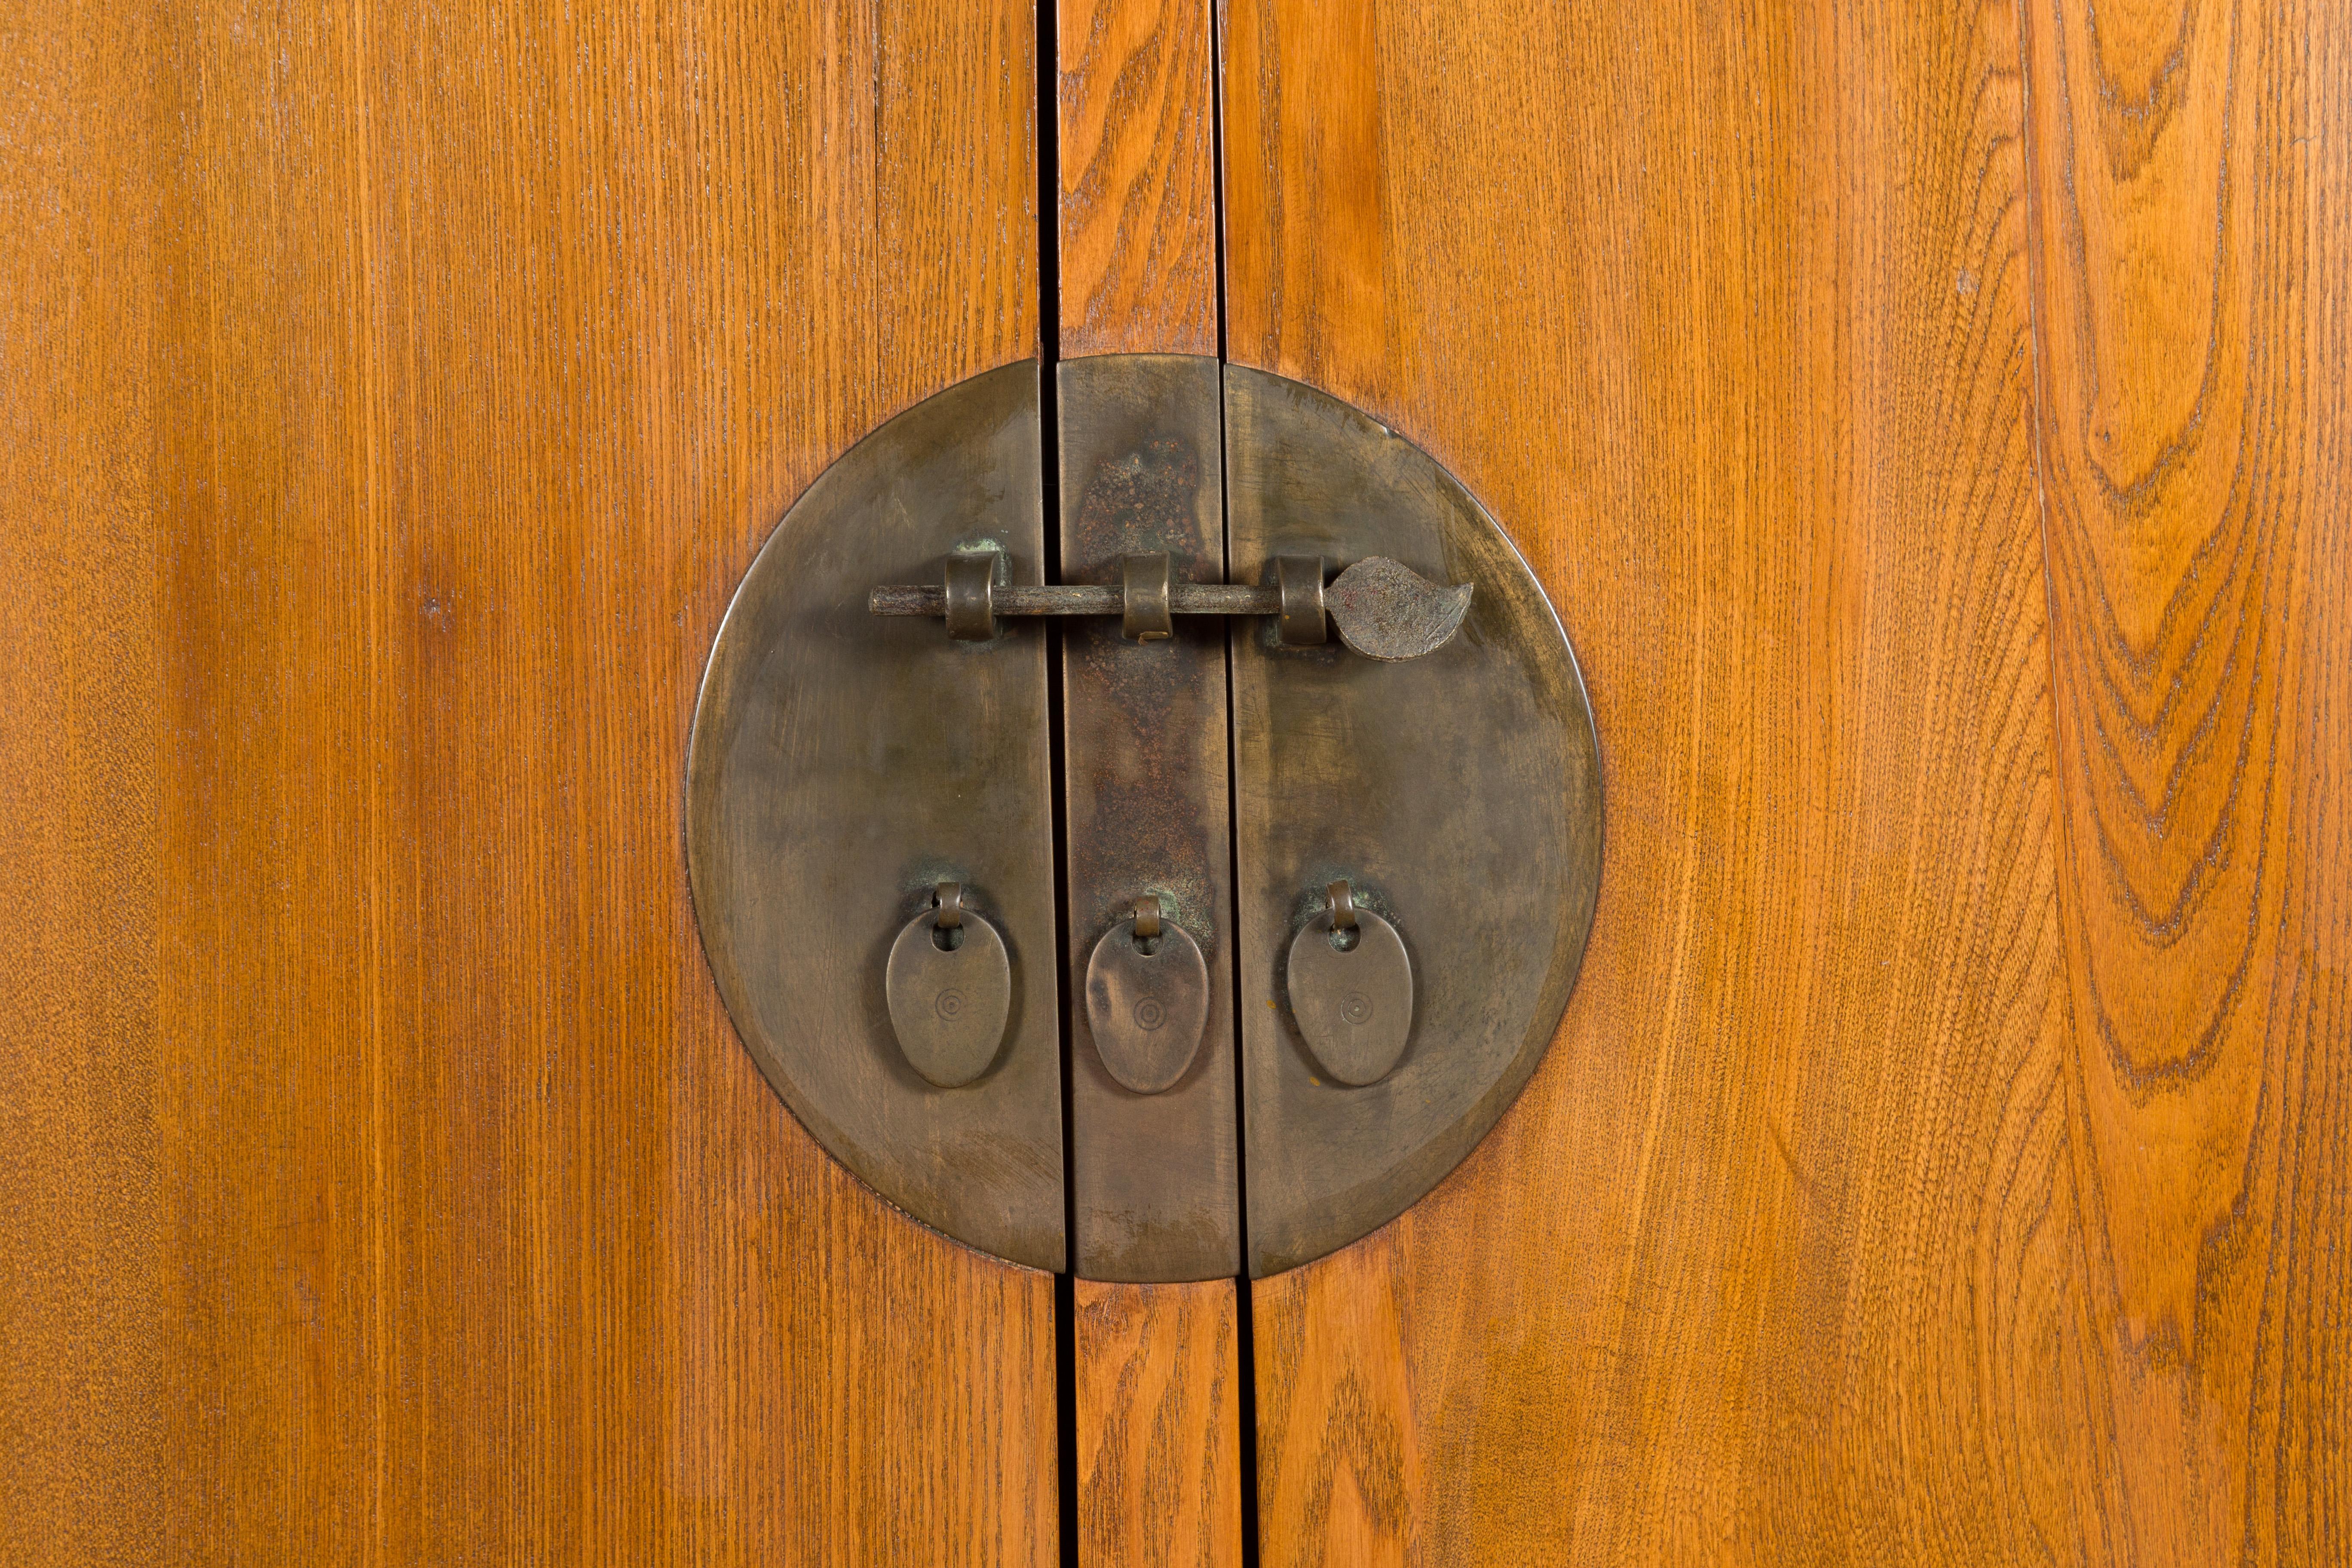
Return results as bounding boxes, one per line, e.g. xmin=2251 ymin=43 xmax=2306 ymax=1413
xmin=1286 ymin=880 xmax=1414 ymax=1087
xmin=1084 ymin=895 xmax=1210 ymax=1094
xmin=885 ymin=882 xmax=1014 ymax=1089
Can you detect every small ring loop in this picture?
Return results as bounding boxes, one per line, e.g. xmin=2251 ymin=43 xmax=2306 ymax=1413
xmin=1121 ymin=554 xmax=1175 ymax=642
xmin=1326 ymin=880 xmax=1358 ymax=932
xmin=1275 ymin=556 xmax=1329 ymax=646
xmin=943 ymin=554 xmax=998 ymax=640
xmin=934 ymin=880 xmax=964 ymax=930
xmin=1133 ymin=894 xmax=1163 ymax=941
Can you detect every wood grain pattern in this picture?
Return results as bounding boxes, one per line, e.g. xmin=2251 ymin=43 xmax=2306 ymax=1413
xmin=0 ymin=5 xmax=166 ymax=1562
xmin=1057 ymin=0 xmax=1220 ymax=357
xmin=1075 ymin=1280 xmax=1244 ymax=1566
xmin=1224 ymin=0 xmax=2199 ymax=1558
xmin=9 ymin=1 xmax=1058 ymax=1562
xmin=2021 ymin=0 xmax=2351 ymax=1557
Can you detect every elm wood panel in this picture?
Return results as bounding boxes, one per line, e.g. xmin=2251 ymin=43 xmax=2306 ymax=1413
xmin=2021 ymin=0 xmax=2352 ymax=1558
xmin=0 ymin=4 xmax=166 ymax=1562
xmin=1075 ymin=1279 xmax=1245 ymax=1568
xmin=8 ymin=0 xmax=1058 ymax=1560
xmin=1057 ymin=0 xmax=1221 ymax=357
xmin=1228 ymin=0 xmax=2108 ymax=1560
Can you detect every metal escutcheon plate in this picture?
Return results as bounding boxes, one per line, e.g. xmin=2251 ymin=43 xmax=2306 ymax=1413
xmin=689 ymin=355 xmax=1601 ymax=1283
xmin=1085 ymin=916 xmax=1210 ymax=1096
xmin=886 ymin=906 xmax=1013 ymax=1089
xmin=1286 ymin=905 xmax=1414 ymax=1086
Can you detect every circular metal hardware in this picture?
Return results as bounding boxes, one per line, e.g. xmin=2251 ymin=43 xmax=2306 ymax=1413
xmin=1286 ymin=893 xmax=1413 ymax=1087
xmin=691 ymin=355 xmax=1600 ymax=1282
xmin=886 ymin=891 xmax=1014 ymax=1089
xmin=943 ymin=553 xmax=998 ymax=640
xmin=1084 ymin=910 xmax=1209 ymax=1095
xmin=1120 ymin=552 xmax=1175 ymax=641
xmin=1274 ymin=555 xmax=1329 ymax=646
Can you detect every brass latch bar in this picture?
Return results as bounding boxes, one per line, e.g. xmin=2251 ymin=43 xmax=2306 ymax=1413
xmin=868 ymin=549 xmax=1473 ymax=661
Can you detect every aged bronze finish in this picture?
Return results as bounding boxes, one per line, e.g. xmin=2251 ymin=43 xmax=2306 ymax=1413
xmin=1227 ymin=363 xmax=1603 ymax=1277
xmin=1084 ymin=894 xmax=1212 ymax=1096
xmin=685 ymin=361 xmax=1065 ymax=1273
xmin=1285 ymin=880 xmax=1415 ymax=1088
xmin=870 ymin=553 xmax=1469 ymax=660
xmin=886 ymin=882 xmax=1015 ymax=1089
xmin=1057 ymin=354 xmax=1240 ymax=1283
xmin=685 ymin=354 xmax=1601 ymax=1283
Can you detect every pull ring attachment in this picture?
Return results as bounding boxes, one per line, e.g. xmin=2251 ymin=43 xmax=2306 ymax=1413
xmin=1325 ymin=880 xmax=1358 ymax=933
xmin=1133 ymin=894 xmax=1164 ymax=942
xmin=933 ymin=880 xmax=965 ymax=931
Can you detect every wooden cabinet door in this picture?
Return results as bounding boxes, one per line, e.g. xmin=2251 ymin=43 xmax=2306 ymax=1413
xmin=6 ymin=3 xmax=1056 ymax=1562
xmin=1221 ymin=0 xmax=2351 ymax=1562
xmin=8 ymin=0 xmax=2346 ymax=1564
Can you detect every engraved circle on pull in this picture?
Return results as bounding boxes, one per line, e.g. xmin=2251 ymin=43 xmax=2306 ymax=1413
xmin=1085 ymin=901 xmax=1210 ymax=1096
xmin=1287 ymin=891 xmax=1415 ymax=1087
xmin=885 ymin=887 xmax=1014 ymax=1090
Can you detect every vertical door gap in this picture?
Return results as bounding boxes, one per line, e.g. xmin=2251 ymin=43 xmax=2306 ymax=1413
xmin=1037 ymin=2 xmax=1078 ymax=1564
xmin=1209 ymin=6 xmax=1263 ymax=1564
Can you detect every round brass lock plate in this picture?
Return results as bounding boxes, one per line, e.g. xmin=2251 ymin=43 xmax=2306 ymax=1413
xmin=688 ymin=356 xmax=1602 ymax=1282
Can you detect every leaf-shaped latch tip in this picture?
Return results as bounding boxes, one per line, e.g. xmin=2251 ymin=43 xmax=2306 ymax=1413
xmin=1324 ymin=557 xmax=1474 ymax=661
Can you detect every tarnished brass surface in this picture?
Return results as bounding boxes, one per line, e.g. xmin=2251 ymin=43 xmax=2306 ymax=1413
xmin=686 ymin=361 xmax=1064 ymax=1272
xmin=1226 ymin=364 xmax=1604 ymax=1277
xmin=1059 ymin=354 xmax=1240 ymax=1283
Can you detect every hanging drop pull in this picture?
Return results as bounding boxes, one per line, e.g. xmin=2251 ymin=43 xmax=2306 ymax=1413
xmin=1286 ymin=882 xmax=1415 ymax=1087
xmin=1085 ymin=896 xmax=1209 ymax=1095
xmin=885 ymin=882 xmax=1014 ymax=1090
